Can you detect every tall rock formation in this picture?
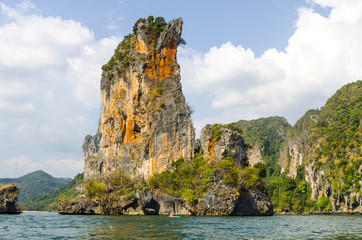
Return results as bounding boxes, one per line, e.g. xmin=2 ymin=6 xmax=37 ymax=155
xmin=59 ymin=16 xmax=273 ymax=217
xmin=83 ymin=17 xmax=194 ymax=180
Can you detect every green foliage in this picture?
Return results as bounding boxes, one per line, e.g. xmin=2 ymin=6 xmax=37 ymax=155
xmin=207 ymin=123 xmax=243 ymax=142
xmin=102 ymin=33 xmax=134 ymax=71
xmin=171 ymin=157 xmax=184 ymax=169
xmin=155 ymin=87 xmax=163 ymax=96
xmin=107 ymin=72 xmax=114 ymax=80
xmin=149 ymin=156 xmax=213 ymax=198
xmin=149 ymin=156 xmax=267 ymax=201
xmin=149 ymin=16 xmax=167 ymax=36
xmin=84 ymin=170 xmax=136 ymax=202
xmin=182 ymin=189 xmax=197 ymax=202
xmin=0 ymin=170 xmax=71 ymax=203
xmin=254 ymin=162 xmax=267 ymax=178
xmin=208 ymin=124 xmax=223 ymax=142
xmin=159 ymin=102 xmax=166 ymax=109
xmin=230 ymin=117 xmax=291 ymax=177
xmin=84 ymin=180 xmax=107 ymax=199
xmin=240 ymin=166 xmax=266 ymax=191
xmin=291 ymin=80 xmax=362 ymax=201
xmin=103 ymin=16 xmax=169 ymax=74
xmin=268 ymin=175 xmax=314 ymax=213
xmin=267 ymin=166 xmax=335 ymax=213
xmin=315 ymin=195 xmax=332 ymax=212
xmin=149 ymin=157 xmax=199 ymax=197
xmin=21 ymin=173 xmax=83 ymax=211
xmin=217 ymin=157 xmax=240 ymax=187
xmin=267 ymin=167 xmax=314 ymax=213
xmin=133 ymin=18 xmax=146 ymax=33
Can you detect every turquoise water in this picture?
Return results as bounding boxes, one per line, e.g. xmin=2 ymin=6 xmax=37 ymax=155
xmin=0 ymin=212 xmax=361 ymax=239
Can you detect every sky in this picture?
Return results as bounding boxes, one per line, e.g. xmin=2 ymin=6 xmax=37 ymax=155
xmin=0 ymin=0 xmax=362 ymax=178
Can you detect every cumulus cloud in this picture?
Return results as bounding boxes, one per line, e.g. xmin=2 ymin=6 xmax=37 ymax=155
xmin=0 ymin=156 xmax=83 ymax=178
xmin=180 ymin=0 xmax=362 ymax=135
xmin=0 ymin=2 xmax=120 ymax=176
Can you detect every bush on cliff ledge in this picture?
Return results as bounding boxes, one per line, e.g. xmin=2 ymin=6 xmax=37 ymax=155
xmin=81 ymin=156 xmax=267 ymax=204
xmin=148 ymin=156 xmax=267 ymax=202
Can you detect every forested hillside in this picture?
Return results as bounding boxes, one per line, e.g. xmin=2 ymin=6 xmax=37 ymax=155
xmin=231 ymin=117 xmax=291 ymax=177
xmin=0 ymin=170 xmax=71 ymax=202
xmin=228 ymin=80 xmax=362 ymax=213
xmin=22 ymin=173 xmax=83 ymax=211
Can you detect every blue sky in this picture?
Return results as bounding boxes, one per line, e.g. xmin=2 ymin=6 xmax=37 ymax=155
xmin=0 ymin=0 xmax=361 ymax=178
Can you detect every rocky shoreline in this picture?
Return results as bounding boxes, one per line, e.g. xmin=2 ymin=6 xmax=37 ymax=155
xmin=58 ymin=188 xmax=273 ymax=216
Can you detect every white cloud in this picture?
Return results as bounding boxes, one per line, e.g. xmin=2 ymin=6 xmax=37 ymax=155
xmin=180 ymin=1 xmax=362 ymax=133
xmin=0 ymin=156 xmax=83 ymax=178
xmin=0 ymin=2 xmax=120 ymax=176
xmin=67 ymin=36 xmax=121 ymax=108
xmin=0 ymin=4 xmax=93 ymax=69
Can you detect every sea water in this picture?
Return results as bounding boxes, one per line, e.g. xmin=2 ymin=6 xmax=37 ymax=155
xmin=0 ymin=212 xmax=361 ymax=239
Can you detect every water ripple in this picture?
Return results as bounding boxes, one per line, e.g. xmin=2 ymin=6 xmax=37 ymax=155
xmin=0 ymin=213 xmax=362 ymax=239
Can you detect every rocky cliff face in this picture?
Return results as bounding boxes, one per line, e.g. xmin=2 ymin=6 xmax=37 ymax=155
xmin=61 ymin=16 xmax=273 ymax=217
xmin=199 ymin=124 xmax=247 ymax=166
xmin=0 ymin=184 xmax=22 ymax=214
xmin=278 ymin=81 xmax=362 ymax=213
xmin=84 ymin=17 xmax=194 ymax=180
xmin=59 ymin=187 xmax=272 ymax=216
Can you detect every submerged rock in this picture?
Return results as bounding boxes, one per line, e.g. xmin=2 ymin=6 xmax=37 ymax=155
xmin=0 ymin=184 xmax=22 ymax=214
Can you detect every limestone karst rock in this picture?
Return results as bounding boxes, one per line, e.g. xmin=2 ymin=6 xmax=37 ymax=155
xmin=277 ymin=81 xmax=362 ymax=213
xmin=199 ymin=124 xmax=247 ymax=166
xmin=0 ymin=184 xmax=22 ymax=214
xmin=83 ymin=17 xmax=194 ymax=180
xmin=60 ymin=17 xmax=273 ymax=217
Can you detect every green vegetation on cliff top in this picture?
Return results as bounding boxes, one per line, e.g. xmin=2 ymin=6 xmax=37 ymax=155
xmin=102 ymin=16 xmax=168 ymax=72
xmin=231 ymin=117 xmax=291 ymax=177
xmin=266 ymin=80 xmax=362 ymax=212
xmin=292 ymin=80 xmax=362 ymax=197
xmin=80 ymin=156 xmax=267 ymax=205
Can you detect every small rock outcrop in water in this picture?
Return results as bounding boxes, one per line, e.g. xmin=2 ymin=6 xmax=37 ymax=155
xmin=83 ymin=16 xmax=194 ymax=180
xmin=0 ymin=184 xmax=22 ymax=214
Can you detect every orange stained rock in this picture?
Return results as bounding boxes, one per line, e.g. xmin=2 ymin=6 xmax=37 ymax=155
xmin=169 ymin=149 xmax=174 ymax=161
xmin=135 ymin=37 xmax=148 ymax=53
xmin=116 ymin=88 xmax=126 ymax=100
xmin=145 ymin=47 xmax=177 ymax=81
xmin=151 ymin=157 xmax=155 ymax=176
xmin=123 ymin=117 xmax=135 ymax=143
xmin=208 ymin=139 xmax=215 ymax=160
xmin=112 ymin=108 xmax=118 ymax=118
xmin=162 ymin=133 xmax=167 ymax=149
